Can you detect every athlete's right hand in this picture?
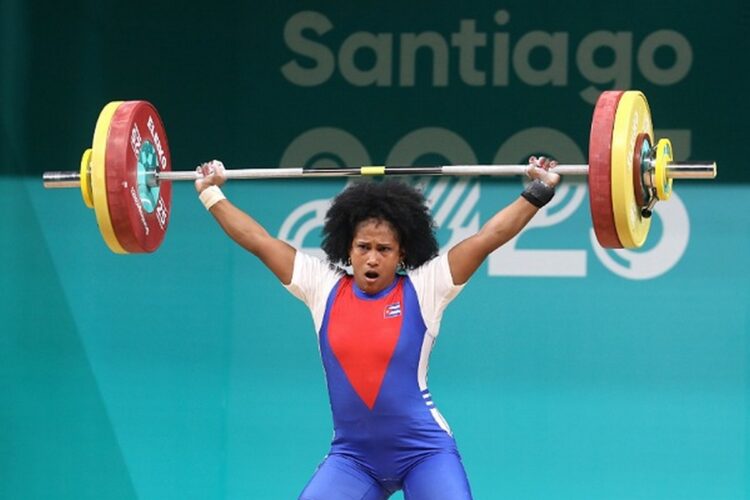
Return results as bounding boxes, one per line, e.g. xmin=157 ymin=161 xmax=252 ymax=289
xmin=195 ymin=160 xmax=227 ymax=193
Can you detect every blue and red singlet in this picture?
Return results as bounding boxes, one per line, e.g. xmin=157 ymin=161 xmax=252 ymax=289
xmin=285 ymin=252 xmax=473 ymax=500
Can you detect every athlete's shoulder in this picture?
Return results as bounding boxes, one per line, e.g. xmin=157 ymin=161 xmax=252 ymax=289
xmin=406 ymin=253 xmax=449 ymax=282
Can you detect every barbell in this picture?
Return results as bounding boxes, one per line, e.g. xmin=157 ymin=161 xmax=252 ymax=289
xmin=42 ymin=90 xmax=716 ymax=254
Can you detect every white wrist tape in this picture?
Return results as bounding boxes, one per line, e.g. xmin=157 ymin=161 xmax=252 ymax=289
xmin=199 ymin=185 xmax=226 ymax=210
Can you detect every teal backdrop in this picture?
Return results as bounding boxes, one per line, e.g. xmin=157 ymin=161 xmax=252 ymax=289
xmin=1 ymin=1 xmax=748 ymax=499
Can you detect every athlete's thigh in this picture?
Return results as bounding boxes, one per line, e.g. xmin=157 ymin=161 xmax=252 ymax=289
xmin=299 ymin=454 xmax=389 ymax=500
xmin=402 ymin=452 xmax=473 ymax=500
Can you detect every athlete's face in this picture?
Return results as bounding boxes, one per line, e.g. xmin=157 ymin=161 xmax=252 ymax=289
xmin=349 ymin=218 xmax=404 ymax=295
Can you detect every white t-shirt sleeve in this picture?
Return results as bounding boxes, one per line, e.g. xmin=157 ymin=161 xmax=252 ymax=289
xmin=407 ymin=253 xmax=466 ymax=338
xmin=284 ymin=251 xmax=343 ymax=334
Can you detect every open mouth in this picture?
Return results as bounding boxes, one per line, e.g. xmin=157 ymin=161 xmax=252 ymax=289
xmin=364 ymin=271 xmax=380 ymax=280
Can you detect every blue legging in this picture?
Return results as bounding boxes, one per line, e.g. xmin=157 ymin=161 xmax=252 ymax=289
xmin=299 ymin=452 xmax=473 ymax=500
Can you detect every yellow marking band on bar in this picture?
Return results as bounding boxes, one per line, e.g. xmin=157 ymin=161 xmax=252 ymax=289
xmin=361 ymin=166 xmax=386 ymax=176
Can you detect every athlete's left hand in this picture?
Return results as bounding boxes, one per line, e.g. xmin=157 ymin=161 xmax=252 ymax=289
xmin=526 ymin=156 xmax=560 ymax=188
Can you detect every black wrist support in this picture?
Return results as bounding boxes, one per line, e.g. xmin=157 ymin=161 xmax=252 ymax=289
xmin=521 ymin=179 xmax=555 ymax=208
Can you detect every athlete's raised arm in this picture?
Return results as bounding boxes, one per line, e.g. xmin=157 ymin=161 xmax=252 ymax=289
xmin=447 ymin=156 xmax=561 ymax=285
xmin=195 ymin=160 xmax=296 ymax=285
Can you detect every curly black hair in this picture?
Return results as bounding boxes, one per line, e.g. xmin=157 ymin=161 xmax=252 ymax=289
xmin=321 ymin=180 xmax=438 ymax=269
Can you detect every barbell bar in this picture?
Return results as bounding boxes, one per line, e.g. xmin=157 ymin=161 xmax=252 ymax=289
xmin=41 ymin=91 xmax=717 ymax=254
xmin=44 ymin=162 xmax=715 ymax=185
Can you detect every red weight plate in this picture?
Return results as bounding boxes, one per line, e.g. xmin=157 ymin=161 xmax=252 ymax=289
xmin=588 ymin=90 xmax=624 ymax=248
xmin=105 ymin=101 xmax=172 ymax=253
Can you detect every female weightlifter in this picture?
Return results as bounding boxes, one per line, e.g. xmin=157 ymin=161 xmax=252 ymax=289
xmin=195 ymin=157 xmax=559 ymax=499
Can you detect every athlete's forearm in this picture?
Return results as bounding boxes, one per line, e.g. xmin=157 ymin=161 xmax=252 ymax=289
xmin=208 ymin=199 xmax=274 ymax=254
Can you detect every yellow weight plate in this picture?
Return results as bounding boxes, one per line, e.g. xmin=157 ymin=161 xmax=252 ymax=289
xmin=610 ymin=91 xmax=653 ymax=248
xmin=79 ymin=148 xmax=94 ymax=208
xmin=654 ymin=138 xmax=673 ymax=201
xmin=90 ymin=101 xmax=127 ymax=254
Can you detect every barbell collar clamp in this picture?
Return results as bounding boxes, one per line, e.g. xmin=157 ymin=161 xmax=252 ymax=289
xmin=641 ymin=197 xmax=659 ymax=219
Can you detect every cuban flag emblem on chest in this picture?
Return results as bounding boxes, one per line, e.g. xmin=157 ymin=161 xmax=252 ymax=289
xmin=384 ymin=301 xmax=402 ymax=318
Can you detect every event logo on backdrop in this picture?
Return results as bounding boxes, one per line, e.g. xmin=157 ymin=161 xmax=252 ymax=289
xmin=275 ymin=10 xmax=695 ymax=281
